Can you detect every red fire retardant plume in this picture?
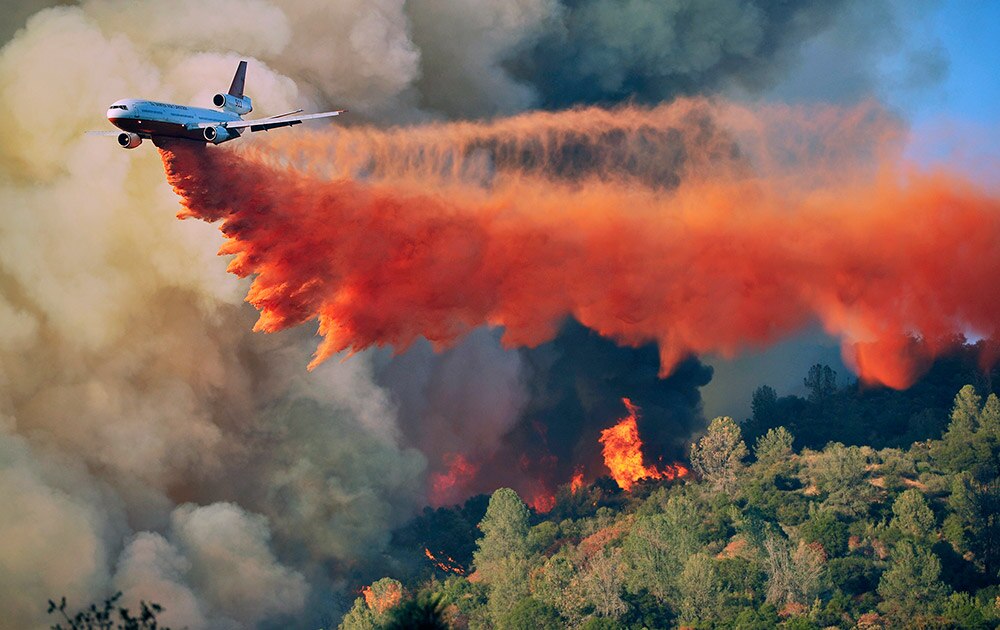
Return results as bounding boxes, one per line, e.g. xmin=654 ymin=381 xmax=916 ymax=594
xmin=158 ymin=99 xmax=1000 ymax=389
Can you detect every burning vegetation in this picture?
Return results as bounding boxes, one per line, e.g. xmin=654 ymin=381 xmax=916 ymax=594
xmin=599 ymin=398 xmax=689 ymax=491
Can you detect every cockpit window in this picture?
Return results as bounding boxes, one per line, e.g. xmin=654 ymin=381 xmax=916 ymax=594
xmin=109 ymin=104 xmax=129 ymax=110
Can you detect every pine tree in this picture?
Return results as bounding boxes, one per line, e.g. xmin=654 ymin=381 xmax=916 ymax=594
xmin=980 ymin=393 xmax=1000 ymax=439
xmin=690 ymin=416 xmax=747 ymax=493
xmin=754 ymin=426 xmax=794 ymax=468
xmin=804 ymin=364 xmax=837 ymax=403
xmin=877 ymin=542 xmax=950 ymax=620
xmin=949 ymin=385 xmax=982 ymax=434
xmin=890 ymin=489 xmax=936 ymax=543
xmin=473 ymin=488 xmax=532 ymax=624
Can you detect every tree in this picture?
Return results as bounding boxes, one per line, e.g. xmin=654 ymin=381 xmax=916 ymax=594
xmin=473 ymin=488 xmax=532 ymax=624
xmin=948 ymin=474 xmax=1000 ymax=577
xmin=804 ymin=364 xmax=837 ymax=403
xmin=48 ymin=593 xmax=168 ymax=630
xmin=340 ymin=598 xmax=378 ymax=630
xmin=753 ymin=427 xmax=794 ymax=470
xmin=623 ymin=494 xmax=703 ymax=602
xmin=949 ymin=385 xmax=982 ymax=434
xmin=747 ymin=385 xmax=780 ymax=439
xmin=579 ymin=548 xmax=628 ymax=620
xmin=803 ymin=443 xmax=876 ymax=516
xmin=877 ymin=542 xmax=950 ymax=620
xmin=890 ymin=489 xmax=936 ymax=542
xmin=677 ymin=553 xmax=720 ymax=625
xmin=690 ymin=416 xmax=747 ymax=493
xmin=798 ymin=510 xmax=849 ymax=557
xmin=761 ymin=536 xmax=825 ymax=607
xmin=502 ymin=598 xmax=563 ymax=630
xmin=381 ymin=593 xmax=449 ymax=630
xmin=980 ymin=393 xmax=1000 ymax=439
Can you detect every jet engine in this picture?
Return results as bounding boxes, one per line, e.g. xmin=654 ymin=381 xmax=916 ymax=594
xmin=117 ymin=132 xmax=142 ymax=149
xmin=203 ymin=125 xmax=238 ymax=144
xmin=212 ymin=92 xmax=253 ymax=115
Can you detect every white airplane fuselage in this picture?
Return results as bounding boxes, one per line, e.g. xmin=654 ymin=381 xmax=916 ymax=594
xmin=94 ymin=61 xmax=344 ymax=149
xmin=107 ymin=98 xmax=242 ymax=144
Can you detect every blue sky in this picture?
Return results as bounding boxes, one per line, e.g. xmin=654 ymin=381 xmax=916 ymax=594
xmin=895 ymin=1 xmax=1000 ymax=175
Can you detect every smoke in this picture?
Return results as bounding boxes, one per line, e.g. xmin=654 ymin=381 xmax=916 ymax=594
xmin=0 ymin=0 xmax=960 ymax=627
xmin=507 ymin=0 xmax=942 ymax=108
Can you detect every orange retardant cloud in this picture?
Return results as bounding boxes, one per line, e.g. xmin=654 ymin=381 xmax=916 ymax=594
xmin=158 ymin=99 xmax=1000 ymax=389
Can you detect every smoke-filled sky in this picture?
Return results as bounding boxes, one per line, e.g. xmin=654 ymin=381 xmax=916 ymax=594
xmin=0 ymin=1 xmax=997 ymax=628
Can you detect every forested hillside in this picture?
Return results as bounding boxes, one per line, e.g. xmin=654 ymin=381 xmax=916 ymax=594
xmin=343 ymin=381 xmax=1000 ymax=629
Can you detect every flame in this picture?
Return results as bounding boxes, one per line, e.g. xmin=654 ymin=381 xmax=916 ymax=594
xmin=599 ymin=398 xmax=689 ymax=491
xmin=361 ymin=581 xmax=403 ymax=615
xmin=424 ymin=547 xmax=466 ymax=575
xmin=428 ymin=453 xmax=478 ymax=507
xmin=159 ymin=99 xmax=1000 ymax=389
xmin=530 ymin=493 xmax=556 ymax=513
xmin=570 ymin=468 xmax=585 ymax=493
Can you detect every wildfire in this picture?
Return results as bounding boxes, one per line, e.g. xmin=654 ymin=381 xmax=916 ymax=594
xmin=570 ymin=468 xmax=585 ymax=493
xmin=428 ymin=453 xmax=478 ymax=506
xmin=599 ymin=398 xmax=689 ymax=491
xmin=530 ymin=493 xmax=556 ymax=513
xmin=362 ymin=581 xmax=403 ymax=615
xmin=424 ymin=547 xmax=466 ymax=575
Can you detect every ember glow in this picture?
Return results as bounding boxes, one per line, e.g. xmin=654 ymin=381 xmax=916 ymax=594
xmin=530 ymin=493 xmax=556 ymax=513
xmin=424 ymin=548 xmax=466 ymax=575
xmin=361 ymin=581 xmax=403 ymax=616
xmin=599 ymin=398 xmax=689 ymax=491
xmin=160 ymin=99 xmax=1000 ymax=389
xmin=428 ymin=453 xmax=478 ymax=507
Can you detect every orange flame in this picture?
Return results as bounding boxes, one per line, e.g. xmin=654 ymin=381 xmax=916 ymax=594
xmin=424 ymin=547 xmax=466 ymax=575
xmin=428 ymin=453 xmax=478 ymax=507
xmin=599 ymin=398 xmax=689 ymax=491
xmin=570 ymin=468 xmax=585 ymax=493
xmin=530 ymin=493 xmax=556 ymax=513
xmin=361 ymin=581 xmax=403 ymax=615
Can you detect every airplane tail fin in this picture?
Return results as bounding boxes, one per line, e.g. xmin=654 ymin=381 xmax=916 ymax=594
xmin=228 ymin=61 xmax=247 ymax=97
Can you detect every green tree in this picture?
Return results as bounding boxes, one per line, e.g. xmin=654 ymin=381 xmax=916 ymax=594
xmin=500 ymin=598 xmax=562 ymax=630
xmin=677 ymin=552 xmax=720 ymax=625
xmin=948 ymin=474 xmax=1000 ymax=577
xmin=950 ymin=385 xmax=982 ymax=433
xmin=623 ymin=494 xmax=703 ymax=601
xmin=690 ymin=416 xmax=747 ymax=493
xmin=803 ymin=443 xmax=876 ymax=516
xmin=980 ymin=393 xmax=1000 ymax=439
xmin=340 ymin=598 xmax=378 ymax=630
xmin=473 ymin=488 xmax=532 ymax=624
xmin=877 ymin=542 xmax=950 ymax=620
xmin=890 ymin=489 xmax=936 ymax=542
xmin=381 ymin=593 xmax=449 ymax=630
xmin=933 ymin=385 xmax=986 ymax=474
xmin=798 ymin=509 xmax=849 ymax=557
xmin=753 ymin=426 xmax=794 ymax=468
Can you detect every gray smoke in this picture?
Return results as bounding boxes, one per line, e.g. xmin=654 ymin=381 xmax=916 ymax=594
xmin=0 ymin=0 xmax=947 ymax=627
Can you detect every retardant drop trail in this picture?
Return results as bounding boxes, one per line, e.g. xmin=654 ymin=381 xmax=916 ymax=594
xmin=159 ymin=99 xmax=1000 ymax=389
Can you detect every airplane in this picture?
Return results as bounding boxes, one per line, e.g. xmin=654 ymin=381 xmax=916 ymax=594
xmin=91 ymin=61 xmax=345 ymax=149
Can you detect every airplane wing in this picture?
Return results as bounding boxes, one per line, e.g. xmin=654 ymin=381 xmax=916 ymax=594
xmin=188 ymin=110 xmax=345 ymax=133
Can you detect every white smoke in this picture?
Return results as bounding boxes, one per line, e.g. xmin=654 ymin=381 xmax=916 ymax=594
xmin=0 ymin=0 xmax=947 ymax=627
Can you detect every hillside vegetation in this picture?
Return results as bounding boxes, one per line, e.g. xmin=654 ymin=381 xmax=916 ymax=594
xmin=344 ymin=382 xmax=1000 ymax=629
